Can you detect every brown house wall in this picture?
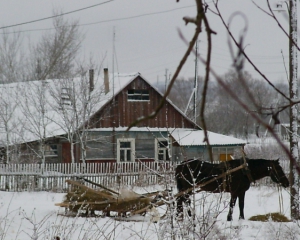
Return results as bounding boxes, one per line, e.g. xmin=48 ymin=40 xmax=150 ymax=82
xmin=61 ymin=142 xmax=72 ymax=163
xmin=61 ymin=76 xmax=200 ymax=163
xmin=89 ymin=77 xmax=197 ymax=129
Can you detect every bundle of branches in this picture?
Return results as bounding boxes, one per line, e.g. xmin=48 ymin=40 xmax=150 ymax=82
xmin=56 ymin=179 xmax=152 ymax=216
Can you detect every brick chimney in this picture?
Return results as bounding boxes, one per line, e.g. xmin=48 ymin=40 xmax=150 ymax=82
xmin=104 ymin=68 xmax=109 ymax=94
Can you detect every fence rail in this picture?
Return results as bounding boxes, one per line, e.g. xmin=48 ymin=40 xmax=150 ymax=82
xmin=0 ymin=160 xmax=288 ymax=192
xmin=0 ymin=162 xmax=176 ymax=192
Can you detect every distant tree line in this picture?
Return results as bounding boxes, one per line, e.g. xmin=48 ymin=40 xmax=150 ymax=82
xmin=157 ymin=70 xmax=289 ymax=140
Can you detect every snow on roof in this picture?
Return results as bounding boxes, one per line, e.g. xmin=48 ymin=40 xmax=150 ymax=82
xmin=169 ymin=128 xmax=246 ymax=146
xmin=87 ymin=127 xmax=246 ymax=146
xmin=0 ymin=72 xmax=139 ymax=146
xmin=0 ymin=72 xmax=245 ymax=147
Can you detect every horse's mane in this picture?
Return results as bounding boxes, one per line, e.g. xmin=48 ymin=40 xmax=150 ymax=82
xmin=215 ymin=158 xmax=278 ymax=171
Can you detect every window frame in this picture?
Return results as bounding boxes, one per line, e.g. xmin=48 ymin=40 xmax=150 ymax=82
xmin=212 ymin=147 xmax=234 ymax=162
xmin=117 ymin=138 xmax=135 ymax=162
xmin=155 ymin=138 xmax=170 ymax=161
xmin=44 ymin=144 xmax=59 ymax=157
xmin=127 ymin=89 xmax=150 ymax=101
xmin=60 ymin=87 xmax=72 ymax=106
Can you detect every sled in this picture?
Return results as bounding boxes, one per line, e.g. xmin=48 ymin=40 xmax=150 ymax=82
xmin=55 ymin=163 xmax=247 ymax=219
xmin=55 ymin=178 xmax=168 ymax=218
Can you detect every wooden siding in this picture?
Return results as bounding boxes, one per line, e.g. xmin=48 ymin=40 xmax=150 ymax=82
xmin=89 ymin=76 xmax=197 ymax=129
xmin=85 ymin=131 xmax=169 ymax=162
xmin=62 ymin=142 xmax=72 ymax=163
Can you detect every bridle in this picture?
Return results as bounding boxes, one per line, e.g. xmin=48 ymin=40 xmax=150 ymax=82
xmin=269 ymin=161 xmax=286 ymax=183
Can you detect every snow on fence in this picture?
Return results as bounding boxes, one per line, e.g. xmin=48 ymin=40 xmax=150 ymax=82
xmin=0 ymin=161 xmax=288 ymax=192
xmin=0 ymin=162 xmax=176 ymax=192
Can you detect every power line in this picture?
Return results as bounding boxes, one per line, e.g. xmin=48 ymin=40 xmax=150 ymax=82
xmin=0 ymin=0 xmax=113 ymax=30
xmin=1 ymin=5 xmax=194 ymax=34
xmin=79 ymin=5 xmax=194 ymax=26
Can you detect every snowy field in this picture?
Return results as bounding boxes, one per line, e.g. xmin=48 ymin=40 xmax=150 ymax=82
xmin=0 ymin=186 xmax=298 ymax=240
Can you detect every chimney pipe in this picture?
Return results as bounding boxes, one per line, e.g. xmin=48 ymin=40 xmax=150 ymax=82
xmin=89 ymin=69 xmax=94 ymax=92
xmin=104 ymin=68 xmax=109 ymax=94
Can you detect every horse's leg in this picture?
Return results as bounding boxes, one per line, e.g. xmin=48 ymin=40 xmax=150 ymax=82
xmin=227 ymin=195 xmax=237 ymax=221
xmin=238 ymin=191 xmax=246 ymax=220
xmin=176 ymin=194 xmax=191 ymax=218
xmin=176 ymin=195 xmax=184 ymax=218
xmin=185 ymin=194 xmax=192 ymax=217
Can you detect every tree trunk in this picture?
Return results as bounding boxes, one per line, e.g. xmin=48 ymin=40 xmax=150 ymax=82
xmin=289 ymin=0 xmax=299 ymax=220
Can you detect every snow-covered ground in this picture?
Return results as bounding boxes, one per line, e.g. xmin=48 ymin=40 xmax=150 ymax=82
xmin=0 ymin=186 xmax=298 ymax=240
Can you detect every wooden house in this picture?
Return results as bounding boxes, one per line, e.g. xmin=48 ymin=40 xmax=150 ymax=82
xmin=0 ymin=69 xmax=246 ymax=164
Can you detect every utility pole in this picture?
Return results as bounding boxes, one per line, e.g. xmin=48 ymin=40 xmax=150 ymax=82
xmin=194 ymin=40 xmax=199 ymax=123
xmin=184 ymin=40 xmax=199 ymax=122
xmin=289 ymin=0 xmax=299 ymax=220
xmin=165 ymin=69 xmax=168 ymax=92
xmin=112 ymin=27 xmax=115 ymax=99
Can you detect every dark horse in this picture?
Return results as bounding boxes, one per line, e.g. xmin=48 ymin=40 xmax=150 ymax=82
xmin=175 ymin=158 xmax=289 ymax=221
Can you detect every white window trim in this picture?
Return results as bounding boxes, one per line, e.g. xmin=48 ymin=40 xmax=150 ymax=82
xmin=155 ymin=138 xmax=171 ymax=161
xmin=117 ymin=138 xmax=135 ymax=162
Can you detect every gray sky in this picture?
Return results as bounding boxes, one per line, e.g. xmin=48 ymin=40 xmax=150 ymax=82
xmin=0 ymin=0 xmax=294 ymax=84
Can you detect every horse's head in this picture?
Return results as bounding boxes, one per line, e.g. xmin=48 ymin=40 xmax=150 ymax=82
xmin=269 ymin=159 xmax=289 ymax=188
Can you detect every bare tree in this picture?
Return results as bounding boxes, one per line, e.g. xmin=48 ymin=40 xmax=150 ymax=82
xmin=18 ymin=81 xmax=59 ymax=164
xmin=0 ymin=30 xmax=25 ymax=83
xmin=204 ymin=70 xmax=288 ymax=138
xmin=126 ymin=0 xmax=300 ymax=221
xmin=0 ymin=84 xmax=20 ymax=163
xmin=27 ymin=11 xmax=83 ymax=81
xmin=48 ymin=67 xmax=104 ymax=164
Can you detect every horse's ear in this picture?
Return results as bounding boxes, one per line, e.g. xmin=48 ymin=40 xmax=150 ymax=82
xmin=275 ymin=158 xmax=279 ymax=163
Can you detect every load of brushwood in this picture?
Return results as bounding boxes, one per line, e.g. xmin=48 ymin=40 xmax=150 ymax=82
xmin=55 ymin=179 xmax=158 ymax=217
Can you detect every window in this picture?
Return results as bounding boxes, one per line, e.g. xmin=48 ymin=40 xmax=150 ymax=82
xmin=212 ymin=147 xmax=234 ymax=162
xmin=117 ymin=139 xmax=135 ymax=162
xmin=127 ymin=89 xmax=149 ymax=101
xmin=44 ymin=144 xmax=58 ymax=157
xmin=155 ymin=139 xmax=170 ymax=161
xmin=61 ymin=87 xmax=72 ymax=106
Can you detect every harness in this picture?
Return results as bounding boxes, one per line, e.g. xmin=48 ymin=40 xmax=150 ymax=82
xmin=241 ymin=150 xmax=254 ymax=183
xmin=220 ymin=153 xmax=253 ymax=191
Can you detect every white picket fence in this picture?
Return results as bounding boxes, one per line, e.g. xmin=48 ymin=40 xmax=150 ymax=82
xmin=0 ymin=161 xmax=288 ymax=192
xmin=0 ymin=162 xmax=176 ymax=192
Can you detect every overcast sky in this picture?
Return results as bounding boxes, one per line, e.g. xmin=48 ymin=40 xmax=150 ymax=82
xmin=0 ymin=0 xmax=294 ymax=84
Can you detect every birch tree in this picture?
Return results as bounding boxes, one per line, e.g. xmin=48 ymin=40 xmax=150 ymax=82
xmin=48 ymin=67 xmax=104 ymax=164
xmin=127 ymin=0 xmax=300 ymax=221
xmin=18 ymin=81 xmax=57 ymax=165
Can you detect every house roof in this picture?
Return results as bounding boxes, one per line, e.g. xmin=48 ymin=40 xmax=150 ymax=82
xmin=169 ymin=128 xmax=246 ymax=146
xmin=87 ymin=127 xmax=246 ymax=146
xmin=0 ymin=72 xmax=140 ymax=146
xmin=0 ymin=71 xmax=245 ymax=147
